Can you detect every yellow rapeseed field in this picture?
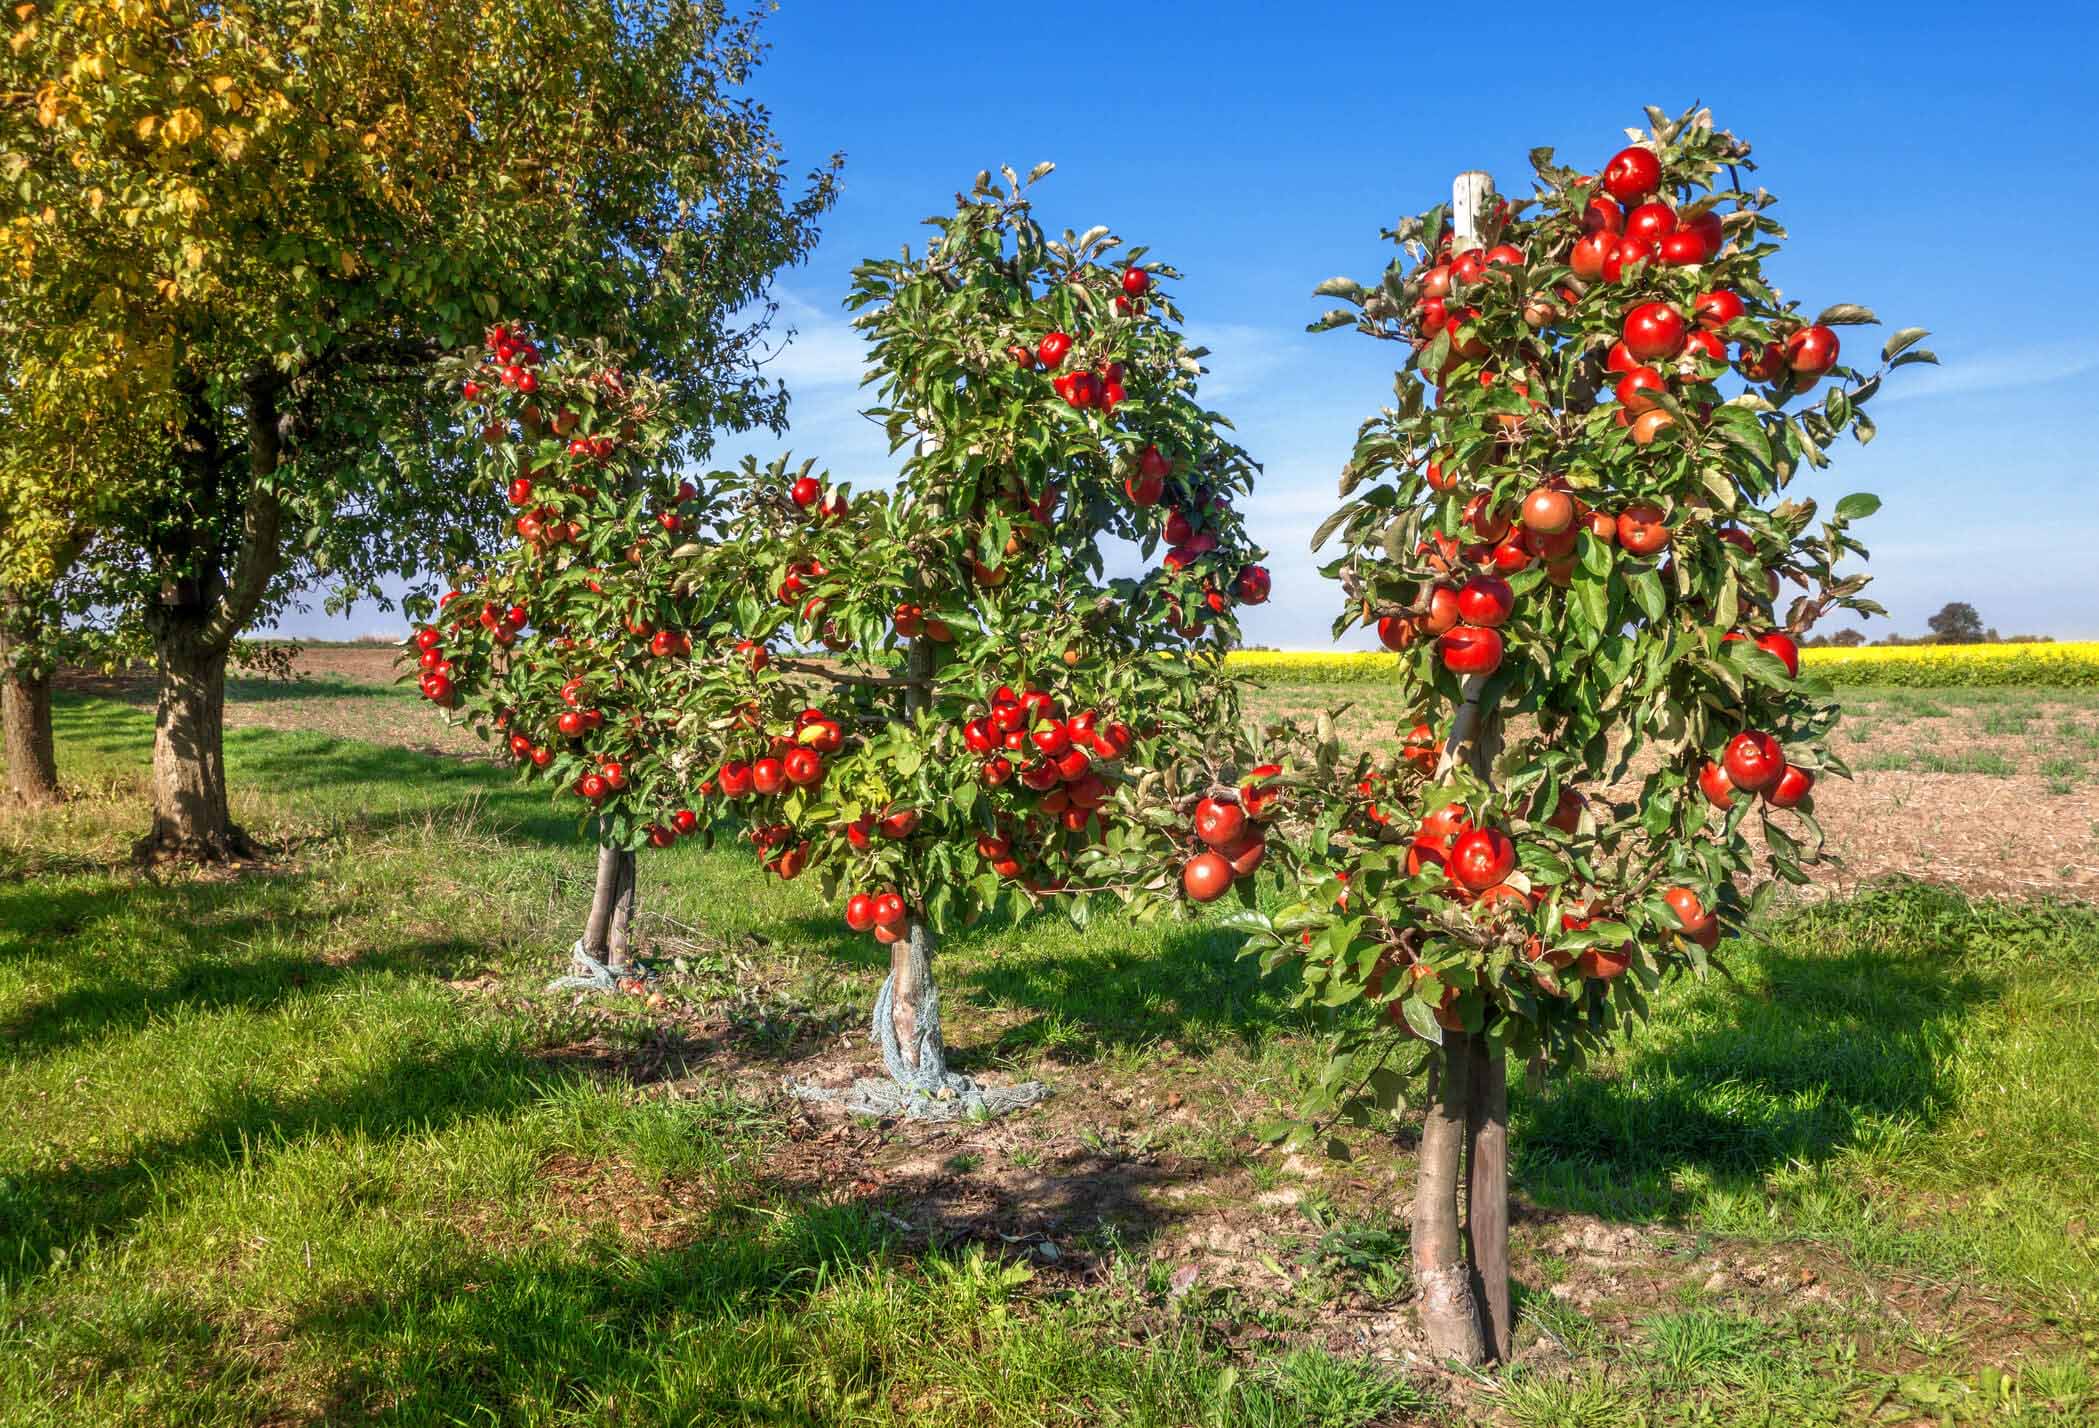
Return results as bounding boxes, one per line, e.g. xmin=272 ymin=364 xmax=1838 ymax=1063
xmin=1225 ymin=642 xmax=2099 ymax=688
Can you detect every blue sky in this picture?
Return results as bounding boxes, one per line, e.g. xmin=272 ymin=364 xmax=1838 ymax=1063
xmin=282 ymin=0 xmax=2099 ymax=645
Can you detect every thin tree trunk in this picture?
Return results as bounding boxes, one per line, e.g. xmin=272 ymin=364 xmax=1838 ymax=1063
xmin=887 ymin=920 xmax=936 ymax=1073
xmin=138 ymin=632 xmax=251 ymax=860
xmin=1465 ymin=1032 xmax=1513 ymax=1361
xmin=582 ymin=842 xmax=638 ymax=970
xmin=1415 ymin=1034 xmax=1487 ymax=1364
xmin=0 ymin=595 xmax=60 ymax=806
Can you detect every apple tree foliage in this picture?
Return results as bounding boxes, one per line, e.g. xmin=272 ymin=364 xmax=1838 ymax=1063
xmin=1245 ymin=105 xmax=1933 ymax=1361
xmin=420 ymin=168 xmax=1281 ymax=1111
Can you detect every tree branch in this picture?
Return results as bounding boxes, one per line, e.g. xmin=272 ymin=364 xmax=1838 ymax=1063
xmin=773 ymin=656 xmax=927 ymax=690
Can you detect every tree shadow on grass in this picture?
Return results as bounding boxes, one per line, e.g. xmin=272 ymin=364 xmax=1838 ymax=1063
xmin=1511 ymin=883 xmax=2009 ymax=1222
xmin=0 ymin=983 xmax=594 ymax=1287
xmin=2 ymin=874 xmax=320 ymax=1041
xmin=762 ymin=906 xmax=1305 ymax=1068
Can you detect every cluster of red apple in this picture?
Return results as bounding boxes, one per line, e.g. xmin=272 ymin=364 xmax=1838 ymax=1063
xmin=571 ymin=757 xmax=631 ymax=806
xmin=1376 ymin=467 xmax=1715 ymax=671
xmin=1011 ymin=267 xmax=1153 ymax=408
xmin=410 ymin=619 xmax=472 ymax=707
xmin=460 ymin=324 xmax=542 ymax=400
xmin=842 ymin=889 xmax=914 ymax=944
xmin=747 ymin=819 xmax=809 ymax=878
xmin=963 ymin=685 xmax=1131 ymax=840
xmin=787 ymin=472 xmax=849 ymax=522
xmin=1138 ymin=485 xmax=1270 ymax=637
xmin=835 ymin=811 xmax=933 ymax=938
xmin=1607 ymin=294 xmax=1838 ymax=445
xmin=714 ymin=707 xmax=844 ymax=802
xmin=1012 ymin=327 xmax=1123 ymax=410
xmin=1701 ymin=726 xmax=1813 ymax=813
xmin=1179 ymin=766 xmax=1282 ymax=904
xmin=889 ymin=602 xmax=954 ymax=644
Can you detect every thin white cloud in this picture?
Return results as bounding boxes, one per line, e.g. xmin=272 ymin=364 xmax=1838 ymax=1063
xmin=1184 ymin=321 xmax=1307 ymax=403
xmin=751 ymin=291 xmax=871 ymax=391
xmin=1874 ymin=340 xmax=2099 ymax=405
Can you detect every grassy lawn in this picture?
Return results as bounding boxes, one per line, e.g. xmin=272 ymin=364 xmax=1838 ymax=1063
xmin=3 ymin=687 xmax=2097 ymax=1425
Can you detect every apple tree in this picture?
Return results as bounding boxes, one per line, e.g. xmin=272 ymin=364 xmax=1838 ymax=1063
xmin=407 ymin=330 xmax=812 ymax=985
xmin=662 ymin=168 xmax=1280 ymax=1117
xmin=1249 ymin=107 xmax=1933 ymax=1361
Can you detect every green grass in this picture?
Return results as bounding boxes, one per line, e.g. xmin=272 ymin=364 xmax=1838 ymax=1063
xmin=1852 ymin=748 xmax=2021 ymax=775
xmin=3 ymin=688 xmax=2097 ymax=1424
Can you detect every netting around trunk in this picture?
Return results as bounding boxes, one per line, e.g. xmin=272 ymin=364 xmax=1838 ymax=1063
xmin=546 ymin=942 xmax=648 ymax=993
xmin=789 ymin=969 xmax=1050 ymax=1121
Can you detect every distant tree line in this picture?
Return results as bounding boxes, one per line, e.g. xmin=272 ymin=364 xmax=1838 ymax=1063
xmin=1804 ymin=602 xmax=2059 ymax=648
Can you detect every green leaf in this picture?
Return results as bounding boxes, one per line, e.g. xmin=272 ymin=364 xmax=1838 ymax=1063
xmin=1313 ymin=276 xmax=1366 ymax=301
xmin=1835 ymin=492 xmax=1881 ymax=521
xmin=1400 ymin=998 xmax=1443 ymax=1045
xmin=1310 ymin=503 xmax=1355 ymax=553
xmin=1571 ymin=563 xmax=1609 ymax=641
xmin=1881 ymin=326 xmax=1929 ymax=362
xmin=1889 ymin=348 xmax=1939 ymax=369
xmin=1628 ymin=567 xmax=1666 ymax=624
xmin=1813 ymin=303 xmax=1879 ymax=326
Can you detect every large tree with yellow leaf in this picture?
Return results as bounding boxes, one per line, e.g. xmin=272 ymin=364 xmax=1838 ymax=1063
xmin=1 ymin=0 xmax=838 ymax=853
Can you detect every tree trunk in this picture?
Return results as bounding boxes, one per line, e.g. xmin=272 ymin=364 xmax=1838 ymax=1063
xmin=139 ymin=633 xmax=251 ymax=860
xmin=0 ymin=596 xmax=60 ymax=806
xmin=1414 ymin=1034 xmax=1487 ymax=1364
xmin=1465 ymin=1032 xmax=1513 ymax=1361
xmin=582 ymin=842 xmax=638 ymax=971
xmin=887 ymin=919 xmax=937 ymax=1074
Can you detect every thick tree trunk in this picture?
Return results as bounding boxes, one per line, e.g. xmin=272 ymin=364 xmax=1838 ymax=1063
xmin=1414 ymin=1034 xmax=1487 ymax=1364
xmin=582 ymin=843 xmax=638 ymax=971
xmin=138 ymin=634 xmax=251 ymax=860
xmin=1465 ymin=1033 xmax=1513 ymax=1361
xmin=0 ymin=600 xmax=60 ymax=806
xmin=2 ymin=662 xmax=59 ymax=806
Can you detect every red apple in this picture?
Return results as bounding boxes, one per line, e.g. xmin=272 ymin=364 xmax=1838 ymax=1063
xmin=1377 ymin=615 xmax=1414 ymax=652
xmin=1763 ymin=763 xmax=1815 ymax=809
xmin=1194 ymin=796 xmax=1247 ymax=850
xmin=1699 ymin=760 xmax=1738 ymax=810
xmin=1615 ymin=365 xmax=1668 ymax=414
xmin=1456 ymin=575 xmax=1515 ymax=628
xmin=751 ymin=757 xmax=786 ymax=795
xmin=1723 ymin=731 xmax=1785 ymax=792
xmin=1785 ymin=325 xmax=1840 ymax=376
xmin=1622 ymin=302 xmax=1687 ymax=362
xmin=1522 ymin=487 xmax=1574 ymax=535
xmin=1623 ymin=202 xmax=1678 ymax=248
xmin=1438 ymin=624 xmax=1504 ymax=675
xmin=1755 ymin=630 xmax=1800 ymax=678
xmin=1616 ymin=504 xmax=1670 ymax=556
xmin=1569 ymin=231 xmax=1613 ymax=281
xmin=1694 ymin=288 xmax=1745 ymax=330
xmin=784 ymin=746 xmax=824 ymax=786
xmin=1601 ymin=146 xmax=1661 ymax=203
xmin=1183 ymin=851 xmax=1233 ymax=903
xmin=1448 ymin=828 xmax=1516 ymax=892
